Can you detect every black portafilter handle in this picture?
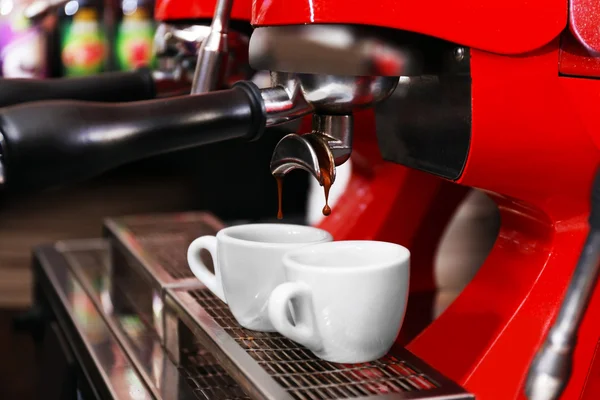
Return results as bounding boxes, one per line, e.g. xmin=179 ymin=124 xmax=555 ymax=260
xmin=0 ymin=69 xmax=156 ymax=108
xmin=0 ymin=81 xmax=266 ymax=192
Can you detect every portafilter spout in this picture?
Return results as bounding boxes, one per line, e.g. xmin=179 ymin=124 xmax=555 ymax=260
xmin=270 ymin=130 xmax=336 ymax=185
xmin=270 ymin=73 xmax=397 ymax=185
xmin=270 ymin=114 xmax=352 ymax=185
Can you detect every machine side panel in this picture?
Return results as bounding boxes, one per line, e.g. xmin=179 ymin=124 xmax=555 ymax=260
xmin=155 ymin=0 xmax=251 ymax=22
xmin=251 ymin=0 xmax=566 ymax=55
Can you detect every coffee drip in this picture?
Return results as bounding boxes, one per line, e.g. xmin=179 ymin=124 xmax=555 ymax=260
xmin=276 ymin=165 xmax=333 ymax=220
xmin=276 ymin=173 xmax=331 ymax=220
xmin=320 ymin=167 xmax=332 ymax=216
xmin=276 ymin=177 xmax=284 ymax=219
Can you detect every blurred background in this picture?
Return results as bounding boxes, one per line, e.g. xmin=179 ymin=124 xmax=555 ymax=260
xmin=0 ymin=0 xmax=309 ymax=309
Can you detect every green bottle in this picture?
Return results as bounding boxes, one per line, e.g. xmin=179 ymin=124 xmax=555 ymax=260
xmin=115 ymin=1 xmax=156 ymax=71
xmin=60 ymin=2 xmax=108 ymax=76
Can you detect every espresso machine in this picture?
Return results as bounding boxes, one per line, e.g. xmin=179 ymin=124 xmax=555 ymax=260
xmin=7 ymin=0 xmax=600 ymax=399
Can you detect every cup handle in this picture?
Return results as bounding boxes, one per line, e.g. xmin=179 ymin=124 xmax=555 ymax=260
xmin=268 ymin=282 xmax=322 ymax=351
xmin=187 ymin=236 xmax=227 ymax=303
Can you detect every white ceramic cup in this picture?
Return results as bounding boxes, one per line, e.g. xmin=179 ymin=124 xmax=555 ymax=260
xmin=268 ymin=240 xmax=410 ymax=363
xmin=187 ymin=223 xmax=332 ymax=331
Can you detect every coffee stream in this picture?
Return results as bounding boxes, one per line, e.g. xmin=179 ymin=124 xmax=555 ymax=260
xmin=276 ymin=169 xmax=332 ymax=220
xmin=320 ymin=167 xmax=332 ymax=216
xmin=276 ymin=177 xmax=284 ymax=220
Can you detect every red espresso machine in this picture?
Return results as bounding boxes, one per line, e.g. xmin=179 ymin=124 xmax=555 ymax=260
xmin=3 ymin=0 xmax=600 ymax=399
xmin=155 ymin=0 xmax=473 ymax=347
xmin=245 ymin=0 xmax=600 ymax=399
xmin=152 ymin=0 xmax=600 ymax=397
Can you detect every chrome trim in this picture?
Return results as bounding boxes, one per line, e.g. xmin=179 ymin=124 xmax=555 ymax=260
xmin=297 ymin=74 xmax=399 ymax=114
xmin=249 ymin=25 xmax=422 ymax=77
xmin=54 ymin=239 xmax=199 ymax=400
xmin=261 ymin=72 xmax=312 ymax=127
xmin=165 ymin=288 xmax=293 ymax=400
xmin=35 ymin=245 xmax=154 ymax=400
xmin=100 ymin=213 xmax=224 ymax=343
xmin=190 ymin=0 xmax=234 ymax=93
xmin=526 ymin=230 xmax=600 ymax=400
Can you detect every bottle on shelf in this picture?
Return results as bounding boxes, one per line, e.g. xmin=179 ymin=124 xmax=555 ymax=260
xmin=58 ymin=0 xmax=108 ymax=76
xmin=114 ymin=0 xmax=155 ymax=71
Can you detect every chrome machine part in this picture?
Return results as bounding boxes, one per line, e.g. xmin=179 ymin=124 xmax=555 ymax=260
xmin=265 ymin=74 xmax=396 ymax=186
xmin=270 ymin=131 xmax=336 ymax=185
xmin=270 ymin=114 xmax=352 ymax=185
xmin=190 ymin=0 xmax=234 ymax=94
xmin=313 ymin=114 xmax=353 ymax=165
xmin=101 ymin=213 xmax=224 ymax=343
xmin=526 ymin=231 xmax=600 ymax=400
xmin=260 ymin=72 xmax=313 ymax=126
xmin=154 ymin=23 xmax=210 ymax=83
xmin=250 ymin=24 xmax=418 ymax=187
xmin=249 ymin=24 xmax=422 ymax=77
xmin=34 ymin=244 xmax=156 ymax=400
xmin=154 ymin=22 xmax=251 ymax=91
xmin=526 ymin=168 xmax=600 ymax=400
xmin=297 ymin=74 xmax=399 ymax=114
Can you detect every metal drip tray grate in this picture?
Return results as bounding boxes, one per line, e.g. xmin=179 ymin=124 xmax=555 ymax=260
xmin=140 ymin=243 xmax=196 ymax=280
xmin=180 ymin=342 xmax=251 ymax=399
xmin=129 ymin=219 xmax=219 ymax=280
xmin=104 ymin=212 xmax=225 ymax=284
xmin=190 ymin=290 xmax=436 ymax=399
xmin=166 ymin=286 xmax=473 ymax=400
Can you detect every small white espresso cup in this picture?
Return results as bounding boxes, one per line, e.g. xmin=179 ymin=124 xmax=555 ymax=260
xmin=268 ymin=240 xmax=410 ymax=363
xmin=187 ymin=224 xmax=332 ymax=331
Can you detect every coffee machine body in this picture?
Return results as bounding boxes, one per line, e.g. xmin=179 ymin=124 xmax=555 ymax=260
xmin=251 ymin=1 xmax=600 ymax=399
xmin=154 ymin=0 xmax=250 ymax=22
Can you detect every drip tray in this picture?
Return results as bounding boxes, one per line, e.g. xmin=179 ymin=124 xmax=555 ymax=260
xmin=103 ymin=212 xmax=225 ymax=286
xmin=51 ymin=238 xmax=251 ymax=400
xmin=101 ymin=212 xmax=226 ymax=341
xmin=165 ymin=287 xmax=474 ymax=400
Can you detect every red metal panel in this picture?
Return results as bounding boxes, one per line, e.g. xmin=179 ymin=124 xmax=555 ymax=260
xmin=409 ymin=40 xmax=600 ymax=399
xmin=560 ymin=30 xmax=600 ymax=78
xmin=581 ymin=340 xmax=600 ymax=400
xmin=251 ymin=0 xmax=567 ymax=55
xmin=569 ymin=0 xmax=600 ymax=56
xmin=155 ymin=0 xmax=251 ymax=22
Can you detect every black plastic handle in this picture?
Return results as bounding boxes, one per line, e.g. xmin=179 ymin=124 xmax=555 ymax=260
xmin=0 ymin=69 xmax=156 ymax=108
xmin=0 ymin=81 xmax=265 ymax=191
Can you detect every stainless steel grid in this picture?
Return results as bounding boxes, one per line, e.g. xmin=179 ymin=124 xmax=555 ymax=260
xmin=180 ymin=341 xmax=251 ymax=400
xmin=137 ymin=242 xmax=197 ymax=280
xmin=104 ymin=212 xmax=224 ymax=282
xmin=188 ymin=289 xmax=441 ymax=400
xmin=130 ymin=218 xmax=218 ymax=280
